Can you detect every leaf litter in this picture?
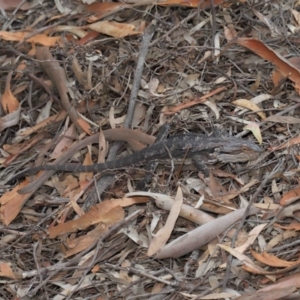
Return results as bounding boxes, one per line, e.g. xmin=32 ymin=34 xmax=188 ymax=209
xmin=1 ymin=0 xmax=300 ymax=299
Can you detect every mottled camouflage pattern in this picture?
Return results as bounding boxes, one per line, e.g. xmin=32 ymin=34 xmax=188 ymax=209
xmin=18 ymin=133 xmax=262 ymax=175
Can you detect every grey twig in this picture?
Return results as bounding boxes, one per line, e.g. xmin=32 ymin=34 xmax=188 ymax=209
xmin=83 ymin=17 xmax=157 ymax=210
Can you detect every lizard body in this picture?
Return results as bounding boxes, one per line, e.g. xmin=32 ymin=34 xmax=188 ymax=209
xmin=16 ymin=133 xmax=262 ymax=177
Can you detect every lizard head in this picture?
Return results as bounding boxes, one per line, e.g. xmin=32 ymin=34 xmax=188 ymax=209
xmin=216 ymin=139 xmax=262 ymax=163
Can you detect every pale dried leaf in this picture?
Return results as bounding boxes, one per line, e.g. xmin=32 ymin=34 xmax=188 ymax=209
xmin=120 ymin=226 xmax=149 ymax=247
xmin=51 ymin=124 xmax=76 ymax=160
xmin=132 ymin=104 xmax=146 ymax=127
xmin=189 ymin=18 xmax=209 ymax=35
xmin=147 ymin=187 xmax=183 ymax=256
xmin=292 ymin=9 xmax=300 ymax=25
xmin=234 ymin=224 xmax=267 ymax=254
xmin=203 ymin=100 xmax=219 ymax=119
xmin=0 ymin=104 xmax=21 ymax=132
xmin=36 ymin=99 xmax=53 ymax=123
xmin=98 ymin=129 xmax=106 ymax=163
xmin=214 ymin=32 xmax=220 ymax=62
xmin=219 ymin=244 xmax=267 ymax=273
xmin=233 ymin=99 xmax=266 ymax=120
xmin=224 ymin=25 xmax=237 ymax=41
xmin=197 ymin=50 xmax=211 ymax=64
xmin=266 ymin=115 xmax=300 ymax=124
xmin=243 ymin=122 xmax=262 ymax=144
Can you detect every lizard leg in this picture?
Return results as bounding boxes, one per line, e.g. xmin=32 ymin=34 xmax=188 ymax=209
xmin=135 ymin=124 xmax=170 ymax=190
xmin=191 ymin=154 xmax=210 ymax=177
xmin=210 ymin=129 xmax=230 ymax=138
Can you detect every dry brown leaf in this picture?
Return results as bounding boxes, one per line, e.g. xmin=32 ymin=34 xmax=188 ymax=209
xmin=280 ymin=186 xmax=300 ymax=206
xmin=51 ymin=175 xmax=77 ymax=198
xmin=0 ymin=261 xmax=22 ymax=279
xmin=0 ymin=0 xmax=21 ymax=9
xmin=132 ymin=104 xmax=147 ymax=127
xmin=212 ymin=178 xmax=258 ymax=203
xmin=0 ymin=31 xmax=61 ymax=46
xmin=51 ymin=124 xmax=77 ymax=160
xmin=77 ymin=117 xmax=92 ymax=135
xmin=85 ymin=2 xmax=131 ymax=22
xmin=113 ymin=197 xmax=149 ymax=207
xmin=18 ymin=110 xmax=67 ymax=139
xmin=36 ymin=46 xmax=92 ymax=135
xmin=250 ymin=249 xmax=300 ymax=268
xmin=277 ymin=203 xmax=300 ymax=220
xmin=64 ymin=206 xmax=124 ymax=257
xmin=236 ymin=38 xmax=300 ymax=87
xmin=250 ymin=73 xmax=261 ymax=92
xmin=0 ymin=0 xmax=35 ymax=10
xmin=77 ymin=30 xmax=100 ymax=45
xmin=1 ymin=71 xmax=19 ymax=113
xmin=211 ymin=168 xmax=245 ymax=186
xmin=270 ymin=136 xmax=300 ymax=151
xmin=2 ymin=133 xmax=48 ymax=168
xmin=254 ymin=203 xmax=280 ymax=210
xmin=159 ymin=0 xmax=235 ymax=8
xmin=219 ymin=244 xmax=268 ymax=274
xmin=272 ymin=57 xmax=300 ymax=94
xmin=274 ymin=221 xmax=300 ymax=230
xmin=224 ymin=25 xmax=237 ymax=41
xmin=208 ymin=171 xmax=228 ymax=200
xmin=271 ymin=68 xmax=287 ymax=87
xmin=0 ymin=179 xmax=33 ymax=225
xmin=48 ymin=201 xmax=124 ymax=238
xmin=88 ymin=21 xmax=142 ymax=38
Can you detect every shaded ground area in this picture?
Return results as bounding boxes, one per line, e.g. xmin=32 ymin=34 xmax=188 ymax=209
xmin=1 ymin=0 xmax=300 ymax=299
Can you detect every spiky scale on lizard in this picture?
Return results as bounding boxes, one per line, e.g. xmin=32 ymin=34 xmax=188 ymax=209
xmin=14 ymin=133 xmax=262 ymax=179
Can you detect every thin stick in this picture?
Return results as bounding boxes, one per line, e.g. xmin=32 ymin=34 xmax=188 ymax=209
xmin=85 ymin=17 xmax=157 ymax=209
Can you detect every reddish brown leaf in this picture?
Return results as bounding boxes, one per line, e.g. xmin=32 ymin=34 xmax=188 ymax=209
xmin=236 ymin=38 xmax=300 ymax=86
